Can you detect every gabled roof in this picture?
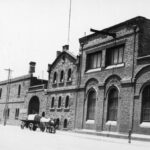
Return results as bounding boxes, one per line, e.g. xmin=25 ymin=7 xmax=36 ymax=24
xmin=50 ymin=50 xmax=77 ymax=71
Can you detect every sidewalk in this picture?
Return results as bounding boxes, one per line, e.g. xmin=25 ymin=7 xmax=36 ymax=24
xmin=73 ymin=129 xmax=150 ymax=142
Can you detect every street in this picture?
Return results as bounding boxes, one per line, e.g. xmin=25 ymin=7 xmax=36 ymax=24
xmin=0 ymin=125 xmax=149 ymax=150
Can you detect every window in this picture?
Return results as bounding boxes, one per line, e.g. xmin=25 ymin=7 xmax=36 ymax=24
xmin=63 ymin=119 xmax=68 ymax=128
xmin=86 ymin=90 xmax=96 ymax=120
xmin=58 ymin=96 xmax=61 ymax=108
xmin=60 ymin=71 xmax=64 ymax=82
xmin=86 ymin=51 xmax=102 ymax=70
xmin=7 ymin=108 xmax=10 ymax=119
xmin=107 ymin=88 xmax=118 ymax=121
xmin=0 ymin=88 xmax=2 ymax=98
xmin=15 ymin=108 xmax=19 ymax=119
xmin=106 ymin=45 xmax=124 ymax=66
xmin=18 ymin=85 xmax=21 ymax=96
xmin=51 ymin=97 xmax=55 ymax=108
xmin=141 ymin=85 xmax=150 ymax=122
xmin=65 ymin=96 xmax=69 ymax=108
xmin=67 ymin=69 xmax=72 ymax=81
xmin=53 ymin=72 xmax=57 ymax=83
xmin=56 ymin=118 xmax=60 ymax=129
xmin=42 ymin=112 xmax=45 ymax=117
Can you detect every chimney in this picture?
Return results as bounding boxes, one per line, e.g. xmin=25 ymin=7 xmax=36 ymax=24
xmin=56 ymin=51 xmax=61 ymax=57
xmin=62 ymin=45 xmax=69 ymax=51
xmin=29 ymin=61 xmax=36 ymax=74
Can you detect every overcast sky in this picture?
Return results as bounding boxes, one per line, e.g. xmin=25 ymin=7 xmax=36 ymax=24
xmin=0 ymin=0 xmax=150 ymax=81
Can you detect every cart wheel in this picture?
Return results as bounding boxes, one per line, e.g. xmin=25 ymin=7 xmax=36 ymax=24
xmin=33 ymin=126 xmax=37 ymax=131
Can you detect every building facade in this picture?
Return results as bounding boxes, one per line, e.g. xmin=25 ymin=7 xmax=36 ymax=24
xmin=46 ymin=45 xmax=78 ymax=130
xmin=0 ymin=62 xmax=48 ymax=125
xmin=75 ymin=16 xmax=150 ymax=135
xmin=0 ymin=16 xmax=150 ymax=135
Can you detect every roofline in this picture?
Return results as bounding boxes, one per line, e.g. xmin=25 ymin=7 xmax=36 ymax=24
xmin=79 ymin=16 xmax=147 ymax=43
xmin=50 ymin=50 xmax=77 ymax=70
xmin=0 ymin=74 xmax=32 ymax=85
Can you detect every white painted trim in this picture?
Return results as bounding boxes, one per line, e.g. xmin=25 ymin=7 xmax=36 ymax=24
xmin=105 ymin=63 xmax=124 ymax=70
xmin=140 ymin=122 xmax=150 ymax=128
xmin=106 ymin=121 xmax=117 ymax=126
xmin=86 ymin=68 xmax=101 ymax=73
xmin=86 ymin=120 xmax=95 ymax=124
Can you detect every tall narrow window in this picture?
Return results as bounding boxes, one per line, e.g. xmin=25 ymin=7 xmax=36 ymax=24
xmin=18 ymin=85 xmax=21 ymax=96
xmin=106 ymin=45 xmax=124 ymax=66
xmin=51 ymin=97 xmax=55 ymax=108
xmin=7 ymin=108 xmax=10 ymax=119
xmin=64 ymin=119 xmax=68 ymax=128
xmin=107 ymin=88 xmax=118 ymax=121
xmin=42 ymin=112 xmax=45 ymax=117
xmin=53 ymin=72 xmax=57 ymax=83
xmin=86 ymin=51 xmax=102 ymax=70
xmin=86 ymin=90 xmax=96 ymax=120
xmin=141 ymin=85 xmax=150 ymax=122
xmin=65 ymin=96 xmax=69 ymax=108
xmin=0 ymin=88 xmax=2 ymax=99
xmin=58 ymin=96 xmax=61 ymax=108
xmin=15 ymin=108 xmax=19 ymax=119
xmin=67 ymin=69 xmax=72 ymax=81
xmin=60 ymin=71 xmax=64 ymax=82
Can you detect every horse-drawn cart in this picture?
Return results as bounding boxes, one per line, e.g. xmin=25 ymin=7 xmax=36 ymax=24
xmin=20 ymin=114 xmax=57 ymax=133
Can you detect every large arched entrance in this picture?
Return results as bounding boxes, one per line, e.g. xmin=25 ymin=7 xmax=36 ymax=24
xmin=28 ymin=96 xmax=40 ymax=115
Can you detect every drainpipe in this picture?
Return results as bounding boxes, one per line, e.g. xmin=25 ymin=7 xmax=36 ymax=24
xmin=130 ymin=25 xmax=138 ymax=133
xmin=74 ymin=42 xmax=84 ymax=129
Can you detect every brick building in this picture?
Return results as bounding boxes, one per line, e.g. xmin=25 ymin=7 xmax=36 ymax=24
xmin=75 ymin=16 xmax=150 ymax=135
xmin=0 ymin=16 xmax=150 ymax=135
xmin=46 ymin=45 xmax=78 ymax=130
xmin=0 ymin=62 xmax=48 ymax=125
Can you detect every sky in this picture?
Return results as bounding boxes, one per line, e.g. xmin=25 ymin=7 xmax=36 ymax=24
xmin=0 ymin=0 xmax=150 ymax=81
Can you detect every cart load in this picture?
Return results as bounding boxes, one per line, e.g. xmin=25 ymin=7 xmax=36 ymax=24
xmin=20 ymin=114 xmax=57 ymax=133
xmin=20 ymin=114 xmax=41 ymax=131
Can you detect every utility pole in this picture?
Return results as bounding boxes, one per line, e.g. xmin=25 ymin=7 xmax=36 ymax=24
xmin=4 ymin=68 xmax=12 ymax=126
xmin=67 ymin=0 xmax=72 ymax=45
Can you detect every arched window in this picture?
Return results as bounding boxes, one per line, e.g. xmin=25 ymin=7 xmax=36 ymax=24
xmin=60 ymin=70 xmax=64 ymax=82
xmin=51 ymin=97 xmax=55 ymax=108
xmin=42 ymin=112 xmax=45 ymax=117
xmin=18 ymin=85 xmax=21 ymax=96
xmin=64 ymin=119 xmax=68 ymax=128
xmin=67 ymin=69 xmax=72 ymax=81
xmin=53 ymin=72 xmax=57 ymax=83
xmin=65 ymin=96 xmax=69 ymax=108
xmin=107 ymin=88 xmax=118 ymax=121
xmin=58 ymin=96 xmax=61 ymax=108
xmin=86 ymin=90 xmax=96 ymax=120
xmin=141 ymin=85 xmax=150 ymax=122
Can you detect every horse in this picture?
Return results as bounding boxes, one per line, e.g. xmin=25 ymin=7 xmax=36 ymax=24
xmin=39 ymin=117 xmax=59 ymax=133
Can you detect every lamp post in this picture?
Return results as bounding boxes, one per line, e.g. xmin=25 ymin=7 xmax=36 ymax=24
xmin=4 ymin=68 xmax=12 ymax=126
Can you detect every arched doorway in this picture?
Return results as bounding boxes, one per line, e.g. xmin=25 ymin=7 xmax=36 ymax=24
xmin=28 ymin=96 xmax=40 ymax=115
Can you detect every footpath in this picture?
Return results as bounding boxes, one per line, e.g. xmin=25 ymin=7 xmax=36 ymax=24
xmin=72 ymin=129 xmax=150 ymax=143
xmin=1 ymin=124 xmax=150 ymax=144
